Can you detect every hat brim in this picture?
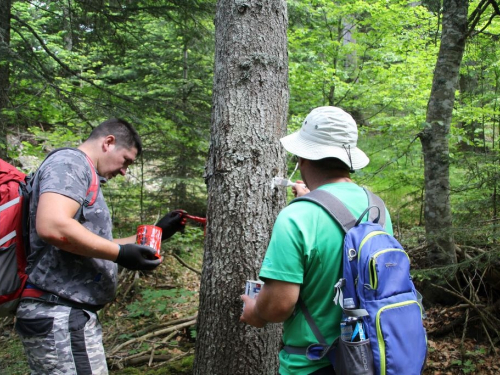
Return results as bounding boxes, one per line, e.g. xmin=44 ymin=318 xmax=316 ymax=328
xmin=280 ymin=131 xmax=369 ymax=170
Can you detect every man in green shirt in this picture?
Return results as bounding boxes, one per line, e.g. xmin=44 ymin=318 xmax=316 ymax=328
xmin=240 ymin=106 xmax=393 ymax=375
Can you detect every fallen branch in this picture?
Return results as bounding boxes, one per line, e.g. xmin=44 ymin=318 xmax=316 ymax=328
xmin=150 ymin=349 xmax=195 ymax=369
xmin=113 ymin=330 xmax=179 ymax=367
xmin=121 ymin=270 xmax=141 ymax=301
xmin=159 ymin=330 xmax=178 ymax=344
xmin=439 ymin=304 xmax=485 ymax=313
xmin=125 ymin=354 xmax=171 ymax=366
xmin=132 ymin=314 xmax=197 ymax=337
xmin=170 ymin=253 xmax=201 ymax=275
xmin=460 ymin=308 xmax=470 ymax=356
xmin=430 ymin=282 xmax=500 ymax=352
xmin=0 ymin=316 xmax=13 ymax=333
xmin=109 ymin=319 xmax=196 ymax=355
xmin=148 ymin=343 xmax=155 ymax=367
xmin=123 ymin=349 xmax=195 ymax=368
xmin=426 ymin=313 xmax=466 ymax=337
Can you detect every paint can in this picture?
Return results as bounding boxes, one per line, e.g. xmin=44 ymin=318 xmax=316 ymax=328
xmin=245 ymin=280 xmax=264 ymax=298
xmin=243 ymin=280 xmax=264 ymax=309
xmin=136 ymin=225 xmax=163 ymax=258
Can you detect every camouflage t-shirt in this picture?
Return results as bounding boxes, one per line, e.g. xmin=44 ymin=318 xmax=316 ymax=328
xmin=26 ymin=148 xmax=118 ymax=306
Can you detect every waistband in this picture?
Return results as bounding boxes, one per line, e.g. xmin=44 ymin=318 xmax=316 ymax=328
xmin=21 ymin=284 xmax=104 ymax=313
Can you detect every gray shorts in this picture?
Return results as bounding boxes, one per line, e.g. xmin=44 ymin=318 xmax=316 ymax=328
xmin=15 ymin=300 xmax=108 ymax=375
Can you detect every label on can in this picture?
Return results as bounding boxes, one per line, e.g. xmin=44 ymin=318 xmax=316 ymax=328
xmin=245 ymin=280 xmax=264 ymax=299
xmin=340 ymin=321 xmax=354 ymax=341
xmin=243 ymin=280 xmax=264 ymax=309
xmin=341 ymin=318 xmax=366 ymax=342
xmin=136 ymin=224 xmax=163 ymax=258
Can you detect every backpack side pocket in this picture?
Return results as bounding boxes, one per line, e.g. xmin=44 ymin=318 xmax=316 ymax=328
xmin=334 ymin=338 xmax=374 ymax=375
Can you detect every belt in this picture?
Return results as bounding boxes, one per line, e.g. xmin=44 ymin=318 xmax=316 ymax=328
xmin=21 ymin=285 xmax=104 ymax=313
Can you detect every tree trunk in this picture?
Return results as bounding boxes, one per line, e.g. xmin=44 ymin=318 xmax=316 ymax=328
xmin=420 ymin=0 xmax=468 ymax=266
xmin=193 ymin=1 xmax=288 ymax=374
xmin=0 ymin=0 xmax=12 ymax=160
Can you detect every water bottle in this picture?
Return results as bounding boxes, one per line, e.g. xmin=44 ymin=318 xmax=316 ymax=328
xmin=340 ymin=297 xmax=366 ymax=342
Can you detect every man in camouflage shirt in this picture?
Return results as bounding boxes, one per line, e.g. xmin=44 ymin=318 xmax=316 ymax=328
xmin=15 ymin=118 xmax=184 ymax=374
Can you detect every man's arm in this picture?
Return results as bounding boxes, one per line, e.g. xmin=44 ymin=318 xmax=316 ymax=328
xmin=240 ymin=279 xmax=300 ymax=328
xmin=114 ymin=235 xmax=137 ymax=245
xmin=36 ymin=192 xmax=120 ymax=260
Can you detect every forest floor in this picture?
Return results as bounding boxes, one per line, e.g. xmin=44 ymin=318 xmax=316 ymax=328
xmin=421 ymin=306 xmax=499 ymax=374
xmin=1 ymin=230 xmax=499 ymax=374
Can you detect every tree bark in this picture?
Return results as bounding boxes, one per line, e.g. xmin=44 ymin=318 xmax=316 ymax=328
xmin=420 ymin=0 xmax=468 ymax=266
xmin=193 ymin=1 xmax=288 ymax=374
xmin=0 ymin=0 xmax=12 ymax=160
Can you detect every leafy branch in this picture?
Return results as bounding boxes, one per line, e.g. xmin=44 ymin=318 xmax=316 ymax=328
xmin=11 ymin=13 xmax=133 ymax=104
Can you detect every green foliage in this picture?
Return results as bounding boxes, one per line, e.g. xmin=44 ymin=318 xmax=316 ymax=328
xmin=126 ymin=288 xmax=196 ymax=318
xmin=288 ymin=0 xmax=437 ymax=133
xmin=189 ymin=326 xmax=197 ymax=339
xmin=451 ymin=348 xmax=487 ymax=374
xmin=109 ymin=353 xmax=194 ymax=375
xmin=0 ymin=330 xmax=30 ymax=375
xmin=167 ymin=354 xmax=195 ymax=373
xmin=6 ymin=0 xmax=500 ymax=246
xmin=3 ymin=0 xmax=500 ymax=372
xmin=286 ymin=0 xmax=439 ymax=231
xmin=166 ymin=226 xmax=205 ymax=259
xmin=412 ymin=248 xmax=500 ymax=284
xmin=8 ymin=0 xmax=214 ymax=212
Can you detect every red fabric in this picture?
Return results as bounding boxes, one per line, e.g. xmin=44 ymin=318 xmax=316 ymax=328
xmin=83 ymin=154 xmax=99 ymax=206
xmin=0 ymin=159 xmax=28 ymax=307
xmin=20 ymin=288 xmax=45 ymax=299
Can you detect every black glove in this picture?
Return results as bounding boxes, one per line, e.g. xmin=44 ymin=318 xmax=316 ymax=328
xmin=156 ymin=210 xmax=186 ymax=240
xmin=115 ymin=244 xmax=161 ymax=271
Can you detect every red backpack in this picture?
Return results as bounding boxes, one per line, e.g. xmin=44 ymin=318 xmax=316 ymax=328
xmin=0 ymin=149 xmax=99 ymax=316
xmin=0 ymin=158 xmax=29 ymax=316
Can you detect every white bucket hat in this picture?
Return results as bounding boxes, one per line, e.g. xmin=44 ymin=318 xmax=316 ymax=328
xmin=280 ymin=106 xmax=369 ymax=170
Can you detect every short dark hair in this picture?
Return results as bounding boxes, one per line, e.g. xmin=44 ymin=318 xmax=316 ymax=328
xmin=88 ymin=118 xmax=142 ymax=156
xmin=309 ymin=157 xmax=350 ymax=172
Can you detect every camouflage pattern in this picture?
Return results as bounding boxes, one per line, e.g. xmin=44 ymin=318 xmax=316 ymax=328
xmin=16 ymin=300 xmax=108 ymax=374
xmin=26 ymin=148 xmax=117 ymax=306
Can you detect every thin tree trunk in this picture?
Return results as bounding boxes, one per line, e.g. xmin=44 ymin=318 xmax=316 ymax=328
xmin=0 ymin=0 xmax=12 ymax=160
xmin=193 ymin=1 xmax=288 ymax=374
xmin=420 ymin=0 xmax=468 ymax=266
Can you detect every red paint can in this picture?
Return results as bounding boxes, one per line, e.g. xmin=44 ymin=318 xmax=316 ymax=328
xmin=136 ymin=225 xmax=163 ymax=258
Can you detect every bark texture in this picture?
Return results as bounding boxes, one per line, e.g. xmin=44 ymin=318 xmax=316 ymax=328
xmin=420 ymin=0 xmax=468 ymax=266
xmin=0 ymin=0 xmax=12 ymax=160
xmin=193 ymin=1 xmax=289 ymax=374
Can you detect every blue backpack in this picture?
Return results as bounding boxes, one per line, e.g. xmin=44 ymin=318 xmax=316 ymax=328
xmin=289 ymin=188 xmax=427 ymax=375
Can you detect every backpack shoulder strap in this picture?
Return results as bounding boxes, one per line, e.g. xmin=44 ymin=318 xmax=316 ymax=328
xmin=291 ymin=189 xmax=357 ymax=233
xmin=81 ymin=153 xmax=99 ymax=207
xmin=363 ymin=187 xmax=386 ymax=228
xmin=288 ymin=187 xmax=375 ymax=352
xmin=292 ymin=188 xmax=387 ymax=231
xmin=32 ymin=148 xmax=99 ymax=207
xmin=283 ymin=297 xmax=337 ymax=358
xmin=25 ymin=148 xmax=100 ymax=276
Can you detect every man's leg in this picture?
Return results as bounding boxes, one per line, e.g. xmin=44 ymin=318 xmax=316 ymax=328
xmin=15 ymin=300 xmax=108 ymax=374
xmin=68 ymin=307 xmax=108 ymax=374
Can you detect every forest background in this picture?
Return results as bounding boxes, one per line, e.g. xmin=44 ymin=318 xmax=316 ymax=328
xmin=1 ymin=0 xmax=500 ymax=374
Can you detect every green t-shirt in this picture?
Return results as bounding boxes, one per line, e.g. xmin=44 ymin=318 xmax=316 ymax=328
xmin=259 ymin=183 xmax=393 ymax=375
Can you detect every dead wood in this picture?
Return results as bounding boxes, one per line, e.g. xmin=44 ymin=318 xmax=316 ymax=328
xmin=109 ymin=319 xmax=196 ymax=356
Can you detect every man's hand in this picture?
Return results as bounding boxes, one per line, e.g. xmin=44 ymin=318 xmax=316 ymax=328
xmin=292 ymin=180 xmax=310 ymax=198
xmin=115 ymin=244 xmax=161 ymax=270
xmin=240 ymin=280 xmax=300 ymax=327
xmin=156 ymin=211 xmax=186 ymax=240
xmin=240 ymin=295 xmax=267 ymax=328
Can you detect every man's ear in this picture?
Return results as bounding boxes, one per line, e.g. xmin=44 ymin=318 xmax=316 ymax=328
xmin=102 ymin=135 xmax=116 ymax=152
